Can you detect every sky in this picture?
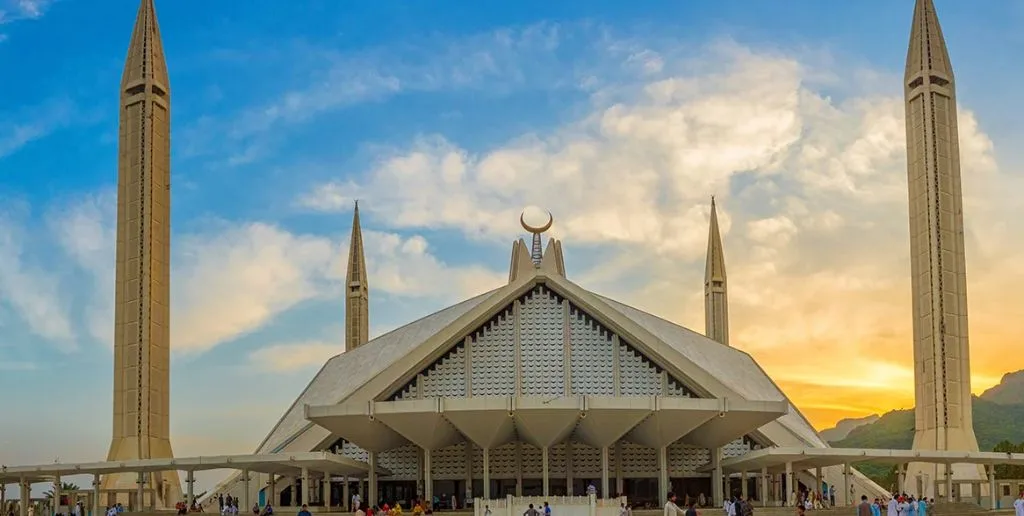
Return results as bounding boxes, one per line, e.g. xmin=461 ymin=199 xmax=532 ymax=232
xmin=2 ymin=0 xmax=1024 ymax=495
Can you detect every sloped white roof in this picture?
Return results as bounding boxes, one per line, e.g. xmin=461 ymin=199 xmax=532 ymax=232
xmin=256 ymin=289 xmax=499 ymax=454
xmin=595 ymin=294 xmax=827 ymax=449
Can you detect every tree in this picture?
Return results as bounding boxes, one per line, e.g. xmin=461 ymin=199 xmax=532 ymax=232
xmin=992 ymin=441 xmax=1024 ymax=479
xmin=44 ymin=482 xmax=81 ymax=505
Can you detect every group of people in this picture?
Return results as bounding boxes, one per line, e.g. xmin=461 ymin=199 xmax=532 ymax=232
xmin=665 ymin=491 xmax=754 ymax=516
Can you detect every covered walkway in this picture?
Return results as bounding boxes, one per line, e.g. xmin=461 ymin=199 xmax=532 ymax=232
xmin=0 ymin=452 xmax=379 ymax=516
xmin=698 ymin=447 xmax=1024 ymax=508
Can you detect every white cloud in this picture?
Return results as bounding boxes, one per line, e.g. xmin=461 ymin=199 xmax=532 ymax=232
xmin=248 ymin=341 xmax=340 ymax=372
xmin=0 ymin=208 xmax=75 ymax=347
xmin=0 ymin=97 xmax=76 ymax=159
xmin=297 ymin=39 xmax=1024 ymax=424
xmin=44 ymin=200 xmax=505 ymax=355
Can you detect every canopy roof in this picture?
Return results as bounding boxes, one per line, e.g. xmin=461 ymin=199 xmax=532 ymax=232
xmin=697 ymin=447 xmax=1024 ymax=474
xmin=305 ymin=395 xmax=788 ymax=452
xmin=0 ymin=452 xmax=385 ymax=484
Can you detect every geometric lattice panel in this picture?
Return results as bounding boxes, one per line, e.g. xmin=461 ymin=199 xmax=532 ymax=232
xmin=618 ymin=343 xmax=663 ymax=396
xmin=421 ymin=344 xmax=467 ymax=397
xmin=722 ymin=437 xmax=751 ymax=459
xmin=521 ymin=444 xmax=543 ymax=478
xmin=470 ymin=307 xmax=516 ymax=396
xmin=570 ymin=442 xmax=603 ymax=477
xmin=488 ymin=443 xmax=519 ymax=478
xmin=618 ymin=442 xmax=658 ymax=478
xmin=519 ymin=287 xmax=566 ymax=396
xmin=569 ymin=306 xmax=615 ymax=396
xmin=549 ymin=443 xmax=567 ymax=476
xmin=379 ymin=445 xmax=420 ymax=481
xmin=668 ymin=443 xmax=710 ymax=476
xmin=341 ymin=441 xmax=369 ymax=464
xmin=432 ymin=442 xmax=468 ymax=480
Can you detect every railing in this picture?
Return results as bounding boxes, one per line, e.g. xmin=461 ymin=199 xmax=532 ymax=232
xmin=474 ymin=495 xmax=628 ymax=516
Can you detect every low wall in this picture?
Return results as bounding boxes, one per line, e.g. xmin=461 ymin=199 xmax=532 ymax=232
xmin=475 ymin=496 xmax=625 ymax=516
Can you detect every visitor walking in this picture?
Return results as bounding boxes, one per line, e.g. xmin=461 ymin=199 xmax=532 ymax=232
xmin=1013 ymin=491 xmax=1024 ymax=516
xmin=523 ymin=504 xmax=541 ymax=516
xmin=663 ymin=493 xmax=685 ymax=516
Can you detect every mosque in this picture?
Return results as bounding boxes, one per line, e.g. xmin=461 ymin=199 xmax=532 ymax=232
xmin=9 ymin=0 xmax=1019 ymax=514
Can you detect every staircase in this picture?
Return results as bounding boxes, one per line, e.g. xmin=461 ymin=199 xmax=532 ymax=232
xmin=929 ymin=502 xmax=988 ymax=514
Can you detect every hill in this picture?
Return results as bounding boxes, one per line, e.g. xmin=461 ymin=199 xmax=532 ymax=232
xmin=979 ymin=370 xmax=1024 ymax=405
xmin=830 ymin=369 xmax=1024 ymax=450
xmin=819 ymin=414 xmax=879 ymax=443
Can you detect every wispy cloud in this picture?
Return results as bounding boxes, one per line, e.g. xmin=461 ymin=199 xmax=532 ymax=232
xmin=43 ymin=198 xmax=505 ymax=355
xmin=179 ymin=22 xmax=573 ymax=166
xmin=0 ymin=97 xmax=77 ymax=159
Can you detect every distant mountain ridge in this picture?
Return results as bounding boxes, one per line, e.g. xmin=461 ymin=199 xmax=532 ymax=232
xmin=825 ymin=369 xmax=1024 ymax=450
xmin=979 ymin=370 xmax=1024 ymax=406
xmin=819 ymin=414 xmax=880 ymax=443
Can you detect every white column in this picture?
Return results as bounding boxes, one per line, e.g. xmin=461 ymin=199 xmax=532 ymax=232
xmin=514 ymin=442 xmax=523 ymax=497
xmin=658 ymin=446 xmax=668 ymax=505
xmin=945 ymin=463 xmax=953 ymax=502
xmin=424 ymin=450 xmax=433 ymax=507
xmin=482 ymin=448 xmax=491 ymax=501
xmin=243 ymin=471 xmax=251 ymax=511
xmin=898 ymin=464 xmax=906 ymax=494
xmin=342 ymin=477 xmax=349 ymax=511
xmin=566 ymin=441 xmax=574 ymax=496
xmin=136 ymin=472 xmax=145 ymax=512
xmin=268 ymin=474 xmax=277 ymax=508
xmin=759 ymin=468 xmax=768 ymax=508
xmin=542 ymin=447 xmax=550 ymax=497
xmin=988 ymin=466 xmax=996 ymax=510
xmin=186 ymin=470 xmax=195 ymax=508
xmin=302 ymin=468 xmax=310 ymax=506
xmin=740 ymin=471 xmax=748 ymax=500
xmin=843 ymin=463 xmax=851 ymax=506
xmin=815 ymin=467 xmax=822 ymax=502
xmin=322 ymin=472 xmax=330 ymax=509
xmin=711 ymin=448 xmax=723 ymax=507
xmin=369 ymin=453 xmax=378 ymax=508
xmin=91 ymin=475 xmax=101 ymax=516
xmin=600 ymin=447 xmax=609 ymax=499
xmin=465 ymin=444 xmax=474 ymax=503
xmin=20 ymin=478 xmax=29 ymax=516
xmin=784 ymin=462 xmax=793 ymax=507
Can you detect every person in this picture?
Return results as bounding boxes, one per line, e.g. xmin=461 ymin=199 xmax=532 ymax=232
xmin=856 ymin=495 xmax=872 ymax=516
xmin=829 ymin=486 xmax=836 ymax=507
xmin=916 ymin=497 xmax=926 ymax=516
xmin=587 ymin=484 xmax=597 ymax=497
xmin=298 ymin=504 xmax=312 ymax=516
xmin=1014 ymin=491 xmax=1024 ymax=516
xmin=886 ymin=496 xmax=898 ymax=516
xmin=352 ymin=493 xmax=362 ymax=513
xmin=663 ymin=493 xmax=685 ymax=516
xmin=543 ymin=502 xmax=551 ymax=516
xmin=252 ymin=503 xmax=259 ymax=515
xmin=723 ymin=496 xmax=734 ymax=516
xmin=683 ymin=500 xmax=697 ymax=516
xmin=262 ymin=503 xmax=274 ymax=516
xmin=393 ymin=503 xmax=403 ymax=516
xmin=484 ymin=506 xmax=492 ymax=516
xmin=355 ymin=503 xmax=367 ymax=516
xmin=523 ymin=504 xmax=541 ymax=516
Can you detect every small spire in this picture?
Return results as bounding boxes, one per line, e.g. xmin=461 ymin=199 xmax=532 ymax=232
xmin=346 ymin=200 xmax=369 ymax=351
xmin=122 ymin=0 xmax=170 ymax=90
xmin=704 ymin=196 xmax=729 ymax=346
xmin=905 ymin=0 xmax=954 ymax=81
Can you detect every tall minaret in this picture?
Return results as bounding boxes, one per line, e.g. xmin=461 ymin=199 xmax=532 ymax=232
xmin=704 ymin=197 xmax=729 ymax=346
xmin=104 ymin=0 xmax=183 ymax=507
xmin=345 ymin=201 xmax=370 ymax=351
xmin=903 ymin=0 xmax=982 ymax=495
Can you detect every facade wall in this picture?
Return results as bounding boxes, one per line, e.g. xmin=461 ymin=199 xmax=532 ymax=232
xmin=334 ymin=285 xmax=750 ymax=498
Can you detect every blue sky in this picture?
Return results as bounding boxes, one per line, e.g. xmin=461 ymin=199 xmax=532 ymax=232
xmin=2 ymin=0 xmax=1024 ymax=495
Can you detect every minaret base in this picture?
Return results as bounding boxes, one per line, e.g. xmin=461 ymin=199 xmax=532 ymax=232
xmin=101 ymin=437 xmax=184 ymax=509
xmin=904 ymin=427 xmax=984 ymax=499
